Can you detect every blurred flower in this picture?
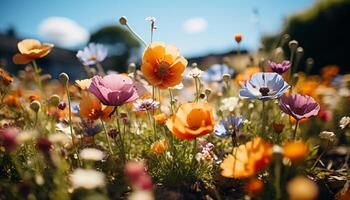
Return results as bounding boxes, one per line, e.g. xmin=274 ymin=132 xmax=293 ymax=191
xmin=319 ymin=131 xmax=336 ymax=142
xmin=76 ymin=43 xmax=107 ymax=66
xmin=220 ymin=137 xmax=272 ymax=179
xmin=141 ymin=42 xmax=187 ymax=89
xmin=283 ymin=141 xmax=308 ymax=162
xmin=48 ymin=133 xmax=71 ymax=147
xmin=75 ymin=79 xmax=91 ymax=90
xmin=321 ymin=65 xmax=339 ymax=86
xmin=234 ymin=33 xmax=242 ymax=43
xmin=150 ymin=139 xmax=168 ymax=155
xmin=79 ymin=93 xmax=113 ymax=121
xmin=125 ymin=161 xmax=153 ymax=191
xmin=0 ymin=128 xmax=19 ymax=151
xmin=268 ymin=60 xmax=291 ymax=74
xmin=81 ymin=120 xmax=102 ymax=136
xmin=187 ymin=67 xmax=203 ymax=78
xmin=219 ymin=97 xmax=239 ymax=112
xmin=244 ymin=178 xmax=264 ymax=197
xmin=128 ymin=191 xmax=154 ymax=200
xmin=214 ymin=115 xmax=244 ymax=137
xmin=166 ymin=102 xmax=215 ymax=140
xmin=5 ymin=95 xmax=20 ymax=108
xmin=36 ymin=138 xmax=52 ymax=153
xmin=202 ymin=64 xmax=234 ymax=82
xmin=70 ymin=168 xmax=105 ymax=190
xmin=107 ymin=129 xmax=118 ymax=139
xmin=153 ymin=113 xmax=167 ymax=125
xmin=79 ymin=148 xmax=104 ymax=161
xmin=287 ymin=176 xmax=318 ymax=200
xmin=339 ymin=116 xmax=350 ymax=129
xmin=13 ymin=39 xmax=54 ymax=64
xmin=133 ymin=99 xmax=159 ymax=112
xmin=279 ymin=94 xmax=320 ymax=121
xmin=0 ymin=68 xmax=13 ymax=86
xmin=58 ymin=101 xmax=66 ymax=110
xmin=88 ymin=74 xmax=146 ymax=106
xmin=235 ymin=66 xmax=260 ymax=84
xmin=272 ymin=122 xmax=285 ymax=134
xmin=239 ymin=72 xmax=290 ymax=100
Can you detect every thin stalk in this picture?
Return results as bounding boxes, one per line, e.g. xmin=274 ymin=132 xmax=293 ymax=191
xmin=194 ymin=77 xmax=200 ymax=102
xmin=101 ymin=119 xmax=113 ymax=155
xmin=125 ymin=23 xmax=147 ymax=47
xmin=96 ymin=62 xmax=105 ymax=75
xmin=115 ymin=106 xmax=126 ymax=163
xmin=261 ymin=100 xmax=266 ymax=135
xmin=32 ymin=60 xmax=43 ymax=91
xmin=274 ymin=159 xmax=282 ymax=200
xmin=311 ymin=142 xmax=329 ymax=170
xmin=293 ymin=120 xmax=299 ymax=140
xmin=169 ymin=89 xmax=175 ymax=114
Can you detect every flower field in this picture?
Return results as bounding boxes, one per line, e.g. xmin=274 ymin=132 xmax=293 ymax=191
xmin=0 ymin=15 xmax=350 ymax=200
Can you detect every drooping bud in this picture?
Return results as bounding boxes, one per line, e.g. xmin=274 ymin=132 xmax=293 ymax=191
xmin=30 ymin=100 xmax=41 ymax=113
xmin=119 ymin=16 xmax=128 ymax=25
xmin=234 ymin=33 xmax=242 ymax=43
xmin=222 ymin=73 xmax=231 ymax=82
xmin=49 ymin=95 xmax=60 ymax=106
xmin=191 ymin=62 xmax=198 ymax=68
xmin=108 ymin=129 xmax=119 ymax=139
xmin=59 ymin=72 xmax=69 ymax=85
xmin=204 ymin=89 xmax=211 ymax=96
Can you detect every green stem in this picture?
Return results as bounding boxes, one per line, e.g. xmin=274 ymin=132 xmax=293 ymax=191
xmin=261 ymin=100 xmax=266 ymax=135
xmin=115 ymin=106 xmax=126 ymax=163
xmin=293 ymin=120 xmax=299 ymax=140
xmin=96 ymin=62 xmax=105 ymax=75
xmin=311 ymin=142 xmax=329 ymax=170
xmin=125 ymin=23 xmax=147 ymax=47
xmin=274 ymin=159 xmax=282 ymax=200
xmin=32 ymin=60 xmax=43 ymax=91
xmin=169 ymin=89 xmax=175 ymax=114
xmin=101 ymin=119 xmax=113 ymax=155
xmin=194 ymin=77 xmax=200 ymax=102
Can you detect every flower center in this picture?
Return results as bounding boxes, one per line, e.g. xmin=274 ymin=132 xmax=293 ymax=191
xmin=89 ymin=55 xmax=97 ymax=61
xmin=155 ymin=61 xmax=170 ymax=78
xmin=259 ymin=87 xmax=270 ymax=96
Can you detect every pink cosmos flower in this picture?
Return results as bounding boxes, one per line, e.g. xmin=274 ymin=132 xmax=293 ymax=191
xmin=88 ymin=74 xmax=146 ymax=106
xmin=278 ymin=93 xmax=320 ymax=121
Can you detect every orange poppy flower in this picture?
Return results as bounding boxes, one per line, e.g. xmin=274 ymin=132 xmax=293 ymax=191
xmin=220 ymin=137 xmax=272 ymax=179
xmin=141 ymin=42 xmax=187 ymax=89
xmin=166 ymin=102 xmax=215 ymax=140
xmin=13 ymin=39 xmax=54 ymax=64
xmin=283 ymin=141 xmax=308 ymax=162
xmin=5 ymin=95 xmax=20 ymax=108
xmin=79 ymin=93 xmax=113 ymax=121
xmin=321 ymin=65 xmax=339 ymax=86
xmin=234 ymin=33 xmax=243 ymax=43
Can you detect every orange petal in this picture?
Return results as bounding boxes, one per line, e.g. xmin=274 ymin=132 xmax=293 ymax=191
xmin=18 ymin=39 xmax=41 ymax=54
xmin=12 ymin=53 xmax=32 ymax=64
xmin=163 ymin=44 xmax=180 ymax=64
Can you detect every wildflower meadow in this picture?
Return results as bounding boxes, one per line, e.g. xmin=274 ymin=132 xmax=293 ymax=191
xmin=1 ymin=4 xmax=350 ymax=200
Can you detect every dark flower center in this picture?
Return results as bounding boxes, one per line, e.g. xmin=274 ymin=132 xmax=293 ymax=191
xmin=259 ymin=87 xmax=270 ymax=96
xmin=156 ymin=61 xmax=170 ymax=78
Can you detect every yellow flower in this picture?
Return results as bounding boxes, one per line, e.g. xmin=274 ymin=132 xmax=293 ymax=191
xmin=150 ymin=139 xmax=168 ymax=155
xmin=13 ymin=39 xmax=54 ymax=64
xmin=153 ymin=113 xmax=167 ymax=125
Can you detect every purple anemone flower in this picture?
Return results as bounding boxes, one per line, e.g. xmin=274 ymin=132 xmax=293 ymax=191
xmin=239 ymin=72 xmax=290 ymax=100
xmin=76 ymin=43 xmax=108 ymax=66
xmin=278 ymin=93 xmax=320 ymax=121
xmin=88 ymin=74 xmax=146 ymax=106
xmin=268 ymin=60 xmax=291 ymax=74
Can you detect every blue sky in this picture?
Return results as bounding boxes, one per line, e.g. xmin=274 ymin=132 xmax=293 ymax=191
xmin=0 ymin=0 xmax=315 ymax=57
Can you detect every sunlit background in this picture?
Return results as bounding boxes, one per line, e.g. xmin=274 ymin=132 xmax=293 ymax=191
xmin=0 ymin=0 xmax=315 ymax=56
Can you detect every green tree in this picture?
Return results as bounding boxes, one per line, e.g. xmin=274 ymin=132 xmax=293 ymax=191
xmin=262 ymin=0 xmax=350 ymax=74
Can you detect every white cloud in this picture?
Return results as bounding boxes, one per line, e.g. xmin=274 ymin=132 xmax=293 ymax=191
xmin=183 ymin=17 xmax=208 ymax=34
xmin=38 ymin=17 xmax=89 ymax=48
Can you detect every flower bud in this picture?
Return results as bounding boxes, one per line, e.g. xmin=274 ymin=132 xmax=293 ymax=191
xmin=30 ymin=100 xmax=41 ymax=113
xmin=289 ymin=40 xmax=299 ymax=52
xmin=49 ymin=95 xmax=60 ymax=106
xmin=59 ymin=72 xmax=69 ymax=85
xmin=0 ymin=128 xmax=19 ymax=151
xmin=128 ymin=63 xmax=136 ymax=73
xmin=58 ymin=101 xmax=67 ymax=110
xmin=234 ymin=33 xmax=242 ymax=43
xmin=199 ymin=93 xmax=206 ymax=99
xmin=108 ymin=129 xmax=119 ymax=139
xmin=272 ymin=122 xmax=285 ymax=134
xmin=280 ymin=34 xmax=291 ymax=46
xmin=204 ymin=89 xmax=211 ymax=96
xmin=36 ymin=138 xmax=52 ymax=153
xmin=119 ymin=16 xmax=128 ymax=25
xmin=191 ymin=62 xmax=198 ymax=68
xmin=296 ymin=47 xmax=304 ymax=59
xmin=222 ymin=73 xmax=231 ymax=82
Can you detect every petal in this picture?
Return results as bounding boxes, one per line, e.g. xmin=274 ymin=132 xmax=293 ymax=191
xmin=18 ymin=39 xmax=41 ymax=54
xmin=12 ymin=53 xmax=32 ymax=64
